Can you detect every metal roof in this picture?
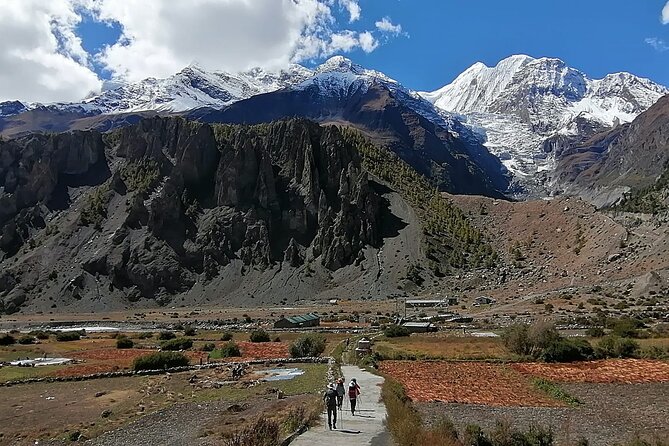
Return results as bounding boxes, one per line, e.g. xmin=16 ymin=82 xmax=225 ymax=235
xmin=402 ymin=322 xmax=433 ymax=327
xmin=406 ymin=299 xmax=445 ymax=304
xmin=285 ymin=313 xmax=320 ymax=324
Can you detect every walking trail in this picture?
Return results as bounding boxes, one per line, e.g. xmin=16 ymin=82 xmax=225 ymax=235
xmin=291 ymin=364 xmax=389 ymax=446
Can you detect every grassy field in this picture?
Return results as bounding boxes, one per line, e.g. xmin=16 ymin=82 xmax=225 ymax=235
xmin=0 ymin=362 xmax=328 ymax=443
xmin=374 ymin=333 xmax=509 ymax=360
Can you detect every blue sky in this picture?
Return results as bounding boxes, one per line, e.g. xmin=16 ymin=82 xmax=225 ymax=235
xmin=350 ymin=0 xmax=669 ymax=90
xmin=1 ymin=0 xmax=667 ymax=103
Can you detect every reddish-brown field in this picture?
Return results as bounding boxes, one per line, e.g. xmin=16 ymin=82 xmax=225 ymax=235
xmin=51 ymin=348 xmax=208 ymax=377
xmin=237 ymin=341 xmax=290 ymax=360
xmin=512 ymin=359 xmax=669 ymax=383
xmin=379 ymin=360 xmax=562 ymax=407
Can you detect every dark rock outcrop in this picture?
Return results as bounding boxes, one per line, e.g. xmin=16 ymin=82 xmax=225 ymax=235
xmin=0 ymin=117 xmax=383 ymax=312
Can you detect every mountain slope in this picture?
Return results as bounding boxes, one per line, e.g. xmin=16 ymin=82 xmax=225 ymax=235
xmin=192 ymin=58 xmax=509 ymax=197
xmin=420 ymin=55 xmax=668 ymax=186
xmin=554 ymin=94 xmax=669 ymax=207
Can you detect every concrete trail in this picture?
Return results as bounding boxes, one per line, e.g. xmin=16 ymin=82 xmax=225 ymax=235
xmin=291 ymin=365 xmax=388 ymax=446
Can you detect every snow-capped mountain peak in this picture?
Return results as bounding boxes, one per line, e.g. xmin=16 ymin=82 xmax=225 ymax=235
xmin=314 ymin=56 xmax=397 ymax=84
xmin=420 ymin=54 xmax=534 ymax=113
xmin=77 ymin=63 xmax=314 ymax=114
xmin=419 ymin=55 xmax=668 ymax=183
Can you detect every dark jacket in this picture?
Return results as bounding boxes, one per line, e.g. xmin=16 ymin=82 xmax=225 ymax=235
xmin=324 ymin=388 xmax=338 ymax=407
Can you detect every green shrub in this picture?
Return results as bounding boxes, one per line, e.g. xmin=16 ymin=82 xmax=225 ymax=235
xmin=641 ymin=346 xmax=669 ymax=360
xmin=160 ymin=337 xmax=193 ymax=351
xmin=18 ymin=335 xmax=36 ymax=345
xmin=384 ymin=325 xmax=410 ymax=338
xmin=610 ymin=318 xmax=643 ymax=338
xmin=29 ymin=330 xmax=50 ymax=340
xmin=183 ymin=326 xmax=196 ymax=336
xmin=596 ymin=335 xmax=639 ymax=358
xmin=502 ymin=322 xmax=592 ymax=362
xmin=540 ymin=338 xmax=594 ymax=363
xmin=0 ymin=334 xmax=16 ymax=345
xmin=201 ymin=343 xmax=216 ymax=352
xmin=116 ymin=337 xmax=134 ymax=349
xmin=249 ymin=329 xmax=270 ymax=343
xmin=586 ymin=327 xmax=605 ymax=338
xmin=133 ymin=351 xmax=189 ymax=371
xmin=56 ymin=332 xmax=81 ymax=342
xmin=158 ymin=331 xmax=176 ymax=340
xmin=136 ymin=332 xmax=154 ymax=339
xmin=219 ymin=342 xmax=241 ymax=357
xmin=289 ymin=334 xmax=326 ymax=358
xmin=220 ymin=331 xmax=233 ymax=341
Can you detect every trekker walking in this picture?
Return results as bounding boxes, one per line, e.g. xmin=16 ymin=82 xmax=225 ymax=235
xmin=323 ymin=383 xmax=338 ymax=430
xmin=335 ymin=377 xmax=345 ymax=409
xmin=348 ymin=378 xmax=360 ymax=416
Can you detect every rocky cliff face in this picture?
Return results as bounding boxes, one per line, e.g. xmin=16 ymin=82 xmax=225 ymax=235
xmin=0 ymin=118 xmax=384 ymax=313
xmin=193 ymin=82 xmax=509 ymax=198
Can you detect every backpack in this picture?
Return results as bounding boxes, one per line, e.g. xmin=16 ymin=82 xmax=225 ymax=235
xmin=348 ymin=386 xmax=358 ymax=398
xmin=325 ymin=389 xmax=338 ymax=406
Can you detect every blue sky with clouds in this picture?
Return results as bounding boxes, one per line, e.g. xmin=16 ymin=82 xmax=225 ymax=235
xmin=0 ymin=0 xmax=667 ymax=103
xmin=340 ymin=0 xmax=669 ymax=90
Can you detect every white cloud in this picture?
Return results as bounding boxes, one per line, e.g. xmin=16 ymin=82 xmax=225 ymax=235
xmin=646 ymin=37 xmax=669 ymax=52
xmin=0 ymin=0 xmax=101 ymax=103
xmin=90 ymin=0 xmax=383 ymax=82
xmin=338 ymin=0 xmax=361 ymax=23
xmin=359 ymin=32 xmax=379 ymax=53
xmin=662 ymin=1 xmax=669 ymax=24
xmin=375 ymin=17 xmax=402 ymax=35
xmin=0 ymin=0 xmax=399 ymax=102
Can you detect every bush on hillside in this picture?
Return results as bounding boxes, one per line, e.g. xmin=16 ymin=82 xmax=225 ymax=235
xmin=249 ymin=329 xmax=270 ymax=343
xmin=18 ymin=336 xmax=36 ymax=345
xmin=183 ymin=326 xmax=196 ymax=336
xmin=609 ymin=318 xmax=644 ymax=338
xmin=56 ymin=332 xmax=81 ymax=342
xmin=160 ymin=337 xmax=193 ymax=351
xmin=116 ymin=337 xmax=134 ymax=349
xmin=158 ymin=331 xmax=176 ymax=340
xmin=384 ymin=325 xmax=410 ymax=338
xmin=29 ymin=330 xmax=50 ymax=340
xmin=596 ymin=335 xmax=639 ymax=358
xmin=503 ymin=322 xmax=594 ymax=362
xmin=219 ymin=342 xmax=241 ymax=358
xmin=220 ymin=331 xmax=233 ymax=341
xmin=0 ymin=334 xmax=16 ymax=346
xmin=541 ymin=338 xmax=594 ymax=363
xmin=289 ymin=334 xmax=326 ymax=358
xmin=133 ymin=352 xmax=189 ymax=371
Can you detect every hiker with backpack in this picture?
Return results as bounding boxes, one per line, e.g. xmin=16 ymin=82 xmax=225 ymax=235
xmin=335 ymin=377 xmax=345 ymax=409
xmin=348 ymin=378 xmax=360 ymax=416
xmin=323 ymin=383 xmax=339 ymax=430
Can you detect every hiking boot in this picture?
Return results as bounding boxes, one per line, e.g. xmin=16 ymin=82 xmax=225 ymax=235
xmin=333 ymin=424 xmax=337 ymax=429
xmin=328 ymin=425 xmax=332 ymax=430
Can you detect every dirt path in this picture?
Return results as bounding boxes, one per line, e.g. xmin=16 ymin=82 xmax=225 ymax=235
xmin=291 ymin=365 xmax=388 ymax=446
